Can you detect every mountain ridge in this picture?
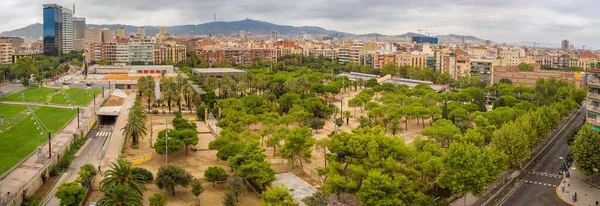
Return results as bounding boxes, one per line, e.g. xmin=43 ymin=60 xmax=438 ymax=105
xmin=0 ymin=19 xmax=490 ymax=44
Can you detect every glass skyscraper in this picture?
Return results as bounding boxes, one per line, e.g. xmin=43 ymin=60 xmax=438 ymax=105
xmin=43 ymin=4 xmax=63 ymax=56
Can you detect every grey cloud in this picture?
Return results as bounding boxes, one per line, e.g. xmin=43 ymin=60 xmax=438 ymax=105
xmin=2 ymin=0 xmax=600 ymax=48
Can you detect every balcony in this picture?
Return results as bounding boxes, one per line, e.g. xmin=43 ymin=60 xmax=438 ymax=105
xmin=589 ymin=79 xmax=600 ymax=88
xmin=587 ymin=118 xmax=600 ymax=127
xmin=589 ymin=105 xmax=600 ymax=114
xmin=588 ymin=93 xmax=600 ymax=101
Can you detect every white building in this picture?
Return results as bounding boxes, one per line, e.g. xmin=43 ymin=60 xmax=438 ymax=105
xmin=128 ymin=38 xmax=155 ymax=63
xmin=61 ymin=7 xmax=74 ymax=54
xmin=116 ymin=39 xmax=130 ymax=62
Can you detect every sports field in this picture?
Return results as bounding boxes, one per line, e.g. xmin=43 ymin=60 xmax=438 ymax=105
xmin=49 ymin=88 xmax=101 ymax=105
xmin=0 ymin=106 xmax=77 ymax=175
xmin=1 ymin=87 xmax=100 ymax=106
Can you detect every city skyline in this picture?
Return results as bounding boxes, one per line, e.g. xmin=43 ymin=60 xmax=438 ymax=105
xmin=1 ymin=0 xmax=599 ymax=48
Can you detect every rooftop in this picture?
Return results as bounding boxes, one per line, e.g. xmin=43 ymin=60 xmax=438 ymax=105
xmin=192 ymin=68 xmax=247 ymax=76
xmin=382 ymin=78 xmax=447 ymax=92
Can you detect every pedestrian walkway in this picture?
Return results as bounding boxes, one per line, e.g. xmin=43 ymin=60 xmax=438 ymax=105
xmin=557 ymin=167 xmax=600 ymax=206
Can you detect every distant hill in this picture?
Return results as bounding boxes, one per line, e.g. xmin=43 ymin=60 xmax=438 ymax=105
xmin=1 ymin=19 xmax=491 ymax=44
xmin=0 ymin=23 xmax=42 ymax=39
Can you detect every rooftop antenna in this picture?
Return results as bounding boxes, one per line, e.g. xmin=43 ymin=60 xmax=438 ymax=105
xmin=73 ymin=4 xmax=75 ymax=14
xmin=213 ymin=13 xmax=216 ymax=23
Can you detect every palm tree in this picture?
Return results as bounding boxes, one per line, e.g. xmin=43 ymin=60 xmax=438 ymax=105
xmin=100 ymin=159 xmax=146 ymax=196
xmin=175 ymin=75 xmax=185 ymax=111
xmin=161 ymin=78 xmax=177 ymax=113
xmin=141 ymin=76 xmax=156 ymax=112
xmin=99 ymin=184 xmax=143 ymax=206
xmin=182 ymin=83 xmax=194 ymax=112
xmin=122 ymin=101 xmax=147 ymax=145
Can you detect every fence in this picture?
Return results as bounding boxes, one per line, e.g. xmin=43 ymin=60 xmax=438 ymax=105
xmin=302 ymin=166 xmax=324 ymax=183
xmin=266 ymin=157 xmax=289 ymax=165
xmin=121 ymin=152 xmax=153 ymax=166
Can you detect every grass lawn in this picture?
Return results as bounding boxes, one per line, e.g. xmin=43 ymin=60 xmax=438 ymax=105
xmin=0 ymin=87 xmax=58 ymax=103
xmin=0 ymin=104 xmax=27 ymax=120
xmin=50 ymin=88 xmax=101 ymax=106
xmin=0 ymin=107 xmax=76 ymax=175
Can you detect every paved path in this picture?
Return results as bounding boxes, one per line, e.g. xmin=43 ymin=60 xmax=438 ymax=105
xmin=0 ymin=100 xmax=80 ymax=109
xmin=0 ymin=83 xmax=24 ymax=97
xmin=43 ymin=126 xmax=113 ymax=205
xmin=557 ymin=165 xmax=600 ymax=206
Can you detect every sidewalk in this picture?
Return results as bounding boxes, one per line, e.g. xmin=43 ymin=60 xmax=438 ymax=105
xmin=557 ymin=167 xmax=600 ymax=206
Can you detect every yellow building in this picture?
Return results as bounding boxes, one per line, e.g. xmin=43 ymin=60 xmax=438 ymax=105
xmin=116 ymin=27 xmax=126 ymax=39
xmin=153 ymin=42 xmax=186 ymax=65
xmin=395 ymin=53 xmax=428 ymax=68
xmin=158 ymin=27 xmax=167 ymax=39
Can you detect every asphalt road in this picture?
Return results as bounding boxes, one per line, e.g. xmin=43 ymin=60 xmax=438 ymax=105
xmin=492 ymin=106 xmax=586 ymax=206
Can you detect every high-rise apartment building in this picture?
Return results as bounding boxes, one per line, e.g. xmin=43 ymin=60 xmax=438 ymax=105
xmin=138 ymin=27 xmax=146 ymax=37
xmin=561 ymin=39 xmax=569 ymax=51
xmin=116 ymin=27 xmax=126 ymax=39
xmin=129 ymin=38 xmax=155 ymax=63
xmin=72 ymin=17 xmax=85 ymax=51
xmin=61 ymin=7 xmax=74 ymax=54
xmin=116 ymin=39 xmax=130 ymax=62
xmin=0 ymin=39 xmax=14 ymax=64
xmin=158 ymin=27 xmax=167 ymax=39
xmin=43 ymin=4 xmax=63 ymax=55
xmin=470 ymin=59 xmax=494 ymax=85
xmin=84 ymin=27 xmax=102 ymax=47
xmin=587 ymin=68 xmax=600 ymax=131
xmin=240 ymin=30 xmax=247 ymax=39
xmin=102 ymin=29 xmax=115 ymax=42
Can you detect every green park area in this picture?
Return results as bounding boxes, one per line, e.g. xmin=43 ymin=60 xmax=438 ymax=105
xmin=49 ymin=88 xmax=101 ymax=106
xmin=0 ymin=87 xmax=101 ymax=106
xmin=0 ymin=105 xmax=77 ymax=175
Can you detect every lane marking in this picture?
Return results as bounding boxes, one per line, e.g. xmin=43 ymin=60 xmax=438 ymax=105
xmin=497 ymin=181 xmax=524 ymax=206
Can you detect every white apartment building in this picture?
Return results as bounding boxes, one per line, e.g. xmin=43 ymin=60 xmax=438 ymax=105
xmin=116 ymin=39 xmax=130 ymax=62
xmin=61 ymin=7 xmax=74 ymax=54
xmin=128 ymin=38 xmax=155 ymax=63
xmin=499 ymin=47 xmax=521 ymax=66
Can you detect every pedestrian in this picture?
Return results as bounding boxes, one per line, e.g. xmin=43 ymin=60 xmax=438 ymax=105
xmin=97 ymin=164 xmax=101 ymax=173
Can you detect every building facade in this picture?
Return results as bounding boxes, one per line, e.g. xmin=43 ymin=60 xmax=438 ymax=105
xmin=72 ymin=17 xmax=85 ymax=51
xmin=128 ymin=38 xmax=155 ymax=63
xmin=153 ymin=43 xmax=186 ymax=65
xmin=470 ymin=59 xmax=494 ymax=85
xmin=587 ymin=69 xmax=600 ymax=131
xmin=0 ymin=39 xmax=13 ymax=64
xmin=43 ymin=4 xmax=63 ymax=55
xmin=61 ymin=7 xmax=74 ymax=54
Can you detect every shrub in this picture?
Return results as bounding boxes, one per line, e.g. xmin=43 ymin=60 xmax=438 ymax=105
xmin=133 ymin=167 xmax=154 ymax=182
xmin=152 ymin=109 xmax=159 ymax=114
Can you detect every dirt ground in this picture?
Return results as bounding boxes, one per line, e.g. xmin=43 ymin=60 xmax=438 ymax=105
xmin=89 ymin=113 xmax=264 ymax=206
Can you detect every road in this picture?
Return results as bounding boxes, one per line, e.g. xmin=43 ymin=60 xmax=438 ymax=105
xmin=42 ymin=126 xmax=113 ymax=206
xmin=483 ymin=105 xmax=586 ymax=206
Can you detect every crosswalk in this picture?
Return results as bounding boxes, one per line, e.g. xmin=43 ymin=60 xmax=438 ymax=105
xmin=525 ymin=171 xmax=563 ymax=179
xmin=517 ymin=179 xmax=558 ymax=187
xmin=95 ymin=131 xmax=112 ymax=137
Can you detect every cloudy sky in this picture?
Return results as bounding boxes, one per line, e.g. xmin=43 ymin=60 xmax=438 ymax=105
xmin=1 ymin=0 xmax=598 ymax=48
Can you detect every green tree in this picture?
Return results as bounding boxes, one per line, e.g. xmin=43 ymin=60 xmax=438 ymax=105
xmin=148 ymin=193 xmax=167 ymax=206
xmin=421 ymin=119 xmax=461 ymax=148
xmin=154 ymin=129 xmax=186 ymax=155
xmin=77 ymin=163 xmax=97 ymax=185
xmin=309 ymin=118 xmax=325 ymax=132
xmin=223 ymin=191 xmax=237 ymax=206
xmin=356 ymin=170 xmax=405 ymax=206
xmin=156 ymin=164 xmax=193 ymax=196
xmin=280 ymin=127 xmax=316 ymax=168
xmin=122 ymin=100 xmax=147 ymax=145
xmin=191 ymin=179 xmax=205 ymax=205
xmin=204 ymin=166 xmax=228 ymax=187
xmin=518 ymin=63 xmax=534 ymax=71
xmin=228 ymin=176 xmax=245 ymax=202
xmin=302 ymin=191 xmax=329 ymax=206
xmin=100 ymin=159 xmax=146 ymax=196
xmin=100 ymin=185 xmax=143 ymax=206
xmin=260 ymin=184 xmax=295 ymax=206
xmin=178 ymin=129 xmax=199 ymax=155
xmin=55 ymin=182 xmax=86 ymax=206
xmin=267 ymin=126 xmax=288 ymax=156
xmin=571 ymin=124 xmax=600 ymax=176
xmin=491 ymin=122 xmax=530 ymax=168
xmin=439 ymin=143 xmax=507 ymax=206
